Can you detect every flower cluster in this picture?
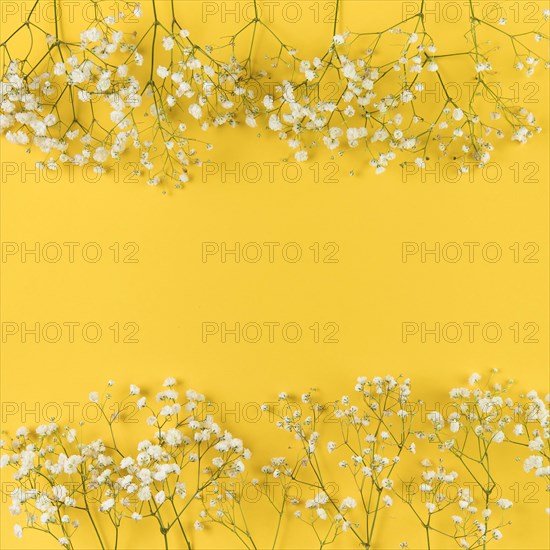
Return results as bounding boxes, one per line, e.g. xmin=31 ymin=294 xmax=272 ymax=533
xmin=1 ymin=371 xmax=548 ymax=549
xmin=1 ymin=0 xmax=548 ymax=188
xmin=398 ymin=458 xmax=515 ymax=548
xmin=1 ymin=378 xmax=250 ymax=549
xmin=417 ymin=370 xmax=549 ymax=547
xmin=289 ymin=376 xmax=415 ymax=547
xmin=425 ymin=370 xmax=549 ymax=489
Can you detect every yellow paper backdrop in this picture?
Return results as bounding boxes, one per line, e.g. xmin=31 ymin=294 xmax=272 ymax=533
xmin=1 ymin=1 xmax=548 ymax=548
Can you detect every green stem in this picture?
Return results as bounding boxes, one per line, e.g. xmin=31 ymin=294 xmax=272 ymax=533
xmin=82 ymin=489 xmax=106 ymax=550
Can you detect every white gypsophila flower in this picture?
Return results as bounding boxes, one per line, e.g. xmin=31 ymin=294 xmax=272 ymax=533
xmin=99 ymin=498 xmax=115 ymax=512
xmin=156 ymin=66 xmax=170 ymax=78
xmin=524 ymin=455 xmax=543 ymax=472
xmin=496 ymin=499 xmax=513 ymax=510
xmin=162 ymin=36 xmax=175 ymax=51
xmin=188 ymin=104 xmax=202 ymax=120
xmin=452 ymin=108 xmax=464 ymax=121
xmin=469 ymin=373 xmax=481 ymax=386
xmin=340 ymin=497 xmax=357 ymax=511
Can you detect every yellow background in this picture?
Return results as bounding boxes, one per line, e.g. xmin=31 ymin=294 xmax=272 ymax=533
xmin=1 ymin=1 xmax=549 ymax=548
